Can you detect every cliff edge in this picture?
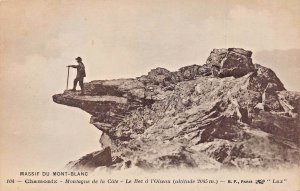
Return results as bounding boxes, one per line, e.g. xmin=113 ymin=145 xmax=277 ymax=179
xmin=53 ymin=48 xmax=300 ymax=170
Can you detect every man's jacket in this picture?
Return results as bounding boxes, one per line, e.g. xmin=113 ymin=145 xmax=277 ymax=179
xmin=71 ymin=62 xmax=86 ymax=78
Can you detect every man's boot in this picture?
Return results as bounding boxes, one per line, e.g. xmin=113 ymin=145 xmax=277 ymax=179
xmin=80 ymin=87 xmax=85 ymax=95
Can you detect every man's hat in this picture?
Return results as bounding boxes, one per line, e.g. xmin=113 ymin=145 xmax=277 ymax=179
xmin=75 ymin=57 xmax=82 ymax=61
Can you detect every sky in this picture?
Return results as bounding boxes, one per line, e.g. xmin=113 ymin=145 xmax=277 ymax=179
xmin=0 ymin=0 xmax=299 ymax=175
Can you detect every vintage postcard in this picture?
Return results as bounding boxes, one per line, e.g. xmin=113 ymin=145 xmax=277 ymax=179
xmin=0 ymin=0 xmax=299 ymax=190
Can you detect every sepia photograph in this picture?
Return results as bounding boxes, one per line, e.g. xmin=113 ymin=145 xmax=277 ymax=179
xmin=0 ymin=0 xmax=299 ymax=190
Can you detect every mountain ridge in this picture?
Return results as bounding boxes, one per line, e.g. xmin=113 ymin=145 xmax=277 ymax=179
xmin=53 ymin=48 xmax=300 ymax=171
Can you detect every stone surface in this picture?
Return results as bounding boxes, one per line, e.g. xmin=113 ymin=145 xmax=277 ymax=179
xmin=206 ymin=48 xmax=255 ymax=78
xmin=66 ymin=147 xmax=112 ymax=171
xmin=53 ymin=48 xmax=300 ymax=171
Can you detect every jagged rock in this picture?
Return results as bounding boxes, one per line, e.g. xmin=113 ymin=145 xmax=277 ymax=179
xmin=53 ymin=48 xmax=300 ymax=171
xmin=66 ymin=147 xmax=112 ymax=171
xmin=145 ymin=67 xmax=174 ymax=85
xmin=228 ymin=48 xmax=253 ymax=57
xmin=206 ymin=48 xmax=255 ymax=78
xmin=177 ymin=65 xmax=202 ymax=80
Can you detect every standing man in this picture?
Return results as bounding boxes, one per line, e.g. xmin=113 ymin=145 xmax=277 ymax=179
xmin=67 ymin=57 xmax=86 ymax=95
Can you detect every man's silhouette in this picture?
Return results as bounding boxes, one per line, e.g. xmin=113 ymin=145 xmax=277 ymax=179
xmin=67 ymin=57 xmax=86 ymax=95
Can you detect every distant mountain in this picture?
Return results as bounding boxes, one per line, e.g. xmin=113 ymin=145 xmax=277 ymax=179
xmin=53 ymin=48 xmax=300 ymax=171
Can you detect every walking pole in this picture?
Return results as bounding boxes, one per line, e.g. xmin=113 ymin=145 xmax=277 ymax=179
xmin=66 ymin=66 xmax=70 ymax=90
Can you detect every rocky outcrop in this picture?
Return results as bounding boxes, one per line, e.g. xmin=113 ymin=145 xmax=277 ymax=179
xmin=53 ymin=48 xmax=300 ymax=171
xmin=206 ymin=48 xmax=255 ymax=78
xmin=66 ymin=147 xmax=112 ymax=171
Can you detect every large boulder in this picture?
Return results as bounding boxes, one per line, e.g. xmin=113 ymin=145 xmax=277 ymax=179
xmin=206 ymin=48 xmax=255 ymax=78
